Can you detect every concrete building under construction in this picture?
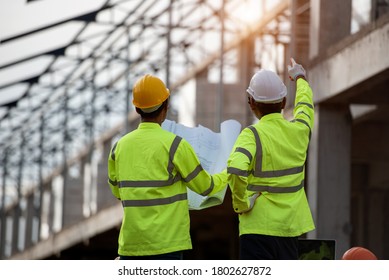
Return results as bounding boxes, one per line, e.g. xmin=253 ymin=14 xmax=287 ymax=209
xmin=0 ymin=0 xmax=388 ymax=260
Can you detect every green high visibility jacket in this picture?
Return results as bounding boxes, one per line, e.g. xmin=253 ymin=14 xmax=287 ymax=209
xmin=108 ymin=122 xmax=227 ymax=256
xmin=227 ymin=78 xmax=315 ymax=237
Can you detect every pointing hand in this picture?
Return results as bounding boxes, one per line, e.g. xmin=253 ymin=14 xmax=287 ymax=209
xmin=287 ymin=58 xmax=306 ymax=81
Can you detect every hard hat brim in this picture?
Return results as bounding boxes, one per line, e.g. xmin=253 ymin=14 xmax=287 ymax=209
xmin=247 ymin=88 xmax=286 ymax=104
xmin=139 ymin=103 xmax=163 ymax=113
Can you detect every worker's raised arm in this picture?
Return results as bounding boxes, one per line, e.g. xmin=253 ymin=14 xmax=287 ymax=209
xmin=288 ymin=58 xmax=314 ymax=134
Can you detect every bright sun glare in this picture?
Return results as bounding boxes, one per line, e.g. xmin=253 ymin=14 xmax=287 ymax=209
xmin=230 ymin=0 xmax=266 ymax=25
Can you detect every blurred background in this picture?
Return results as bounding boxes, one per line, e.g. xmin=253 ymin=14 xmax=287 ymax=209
xmin=0 ymin=0 xmax=388 ymax=260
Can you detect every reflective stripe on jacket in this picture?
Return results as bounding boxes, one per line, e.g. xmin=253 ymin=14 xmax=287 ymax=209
xmin=227 ymin=78 xmax=315 ymax=237
xmin=108 ymin=122 xmax=227 ymax=256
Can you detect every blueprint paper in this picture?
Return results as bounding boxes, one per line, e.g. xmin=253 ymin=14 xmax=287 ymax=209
xmin=162 ymin=119 xmax=241 ymax=209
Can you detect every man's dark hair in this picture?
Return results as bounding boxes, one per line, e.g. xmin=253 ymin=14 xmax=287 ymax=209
xmin=135 ymin=99 xmax=169 ymax=118
xmin=255 ymin=101 xmax=284 ymax=116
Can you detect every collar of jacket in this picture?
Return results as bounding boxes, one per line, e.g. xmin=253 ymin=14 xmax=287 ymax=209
xmin=138 ymin=122 xmax=162 ymax=130
xmin=259 ymin=112 xmax=283 ymax=122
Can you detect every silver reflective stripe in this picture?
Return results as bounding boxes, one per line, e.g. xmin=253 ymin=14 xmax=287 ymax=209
xmin=108 ymin=178 xmax=118 ymax=186
xmin=183 ymin=164 xmax=203 ymax=183
xmin=111 ymin=141 xmax=118 ymax=161
xmin=200 ymin=177 xmax=214 ymax=196
xmin=228 ymin=166 xmax=303 ymax=178
xmin=227 ymin=147 xmax=253 ymax=177
xmin=227 ymin=167 xmax=249 ymax=177
xmin=255 ymin=165 xmax=304 ymax=178
xmin=296 ymin=102 xmax=313 ymax=109
xmin=118 ymin=136 xmax=182 ymax=188
xmin=247 ymin=126 xmax=305 ymax=177
xmin=296 ymin=111 xmax=311 ymax=120
xmin=168 ymin=136 xmax=182 ymax=174
xmin=292 ymin=119 xmax=311 ymax=139
xmin=182 ymin=164 xmax=214 ymax=196
xmin=122 ymin=193 xmax=187 ymax=207
xmin=235 ymin=147 xmax=252 ymax=162
xmin=119 ymin=176 xmax=178 ymax=187
xmin=247 ymin=180 xmax=304 ymax=193
xmin=247 ymin=126 xmax=263 ymax=174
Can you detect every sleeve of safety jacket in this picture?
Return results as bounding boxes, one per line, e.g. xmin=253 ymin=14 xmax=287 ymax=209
xmin=107 ymin=143 xmax=120 ymax=200
xmin=229 ymin=173 xmax=249 ymax=213
xmin=293 ymin=78 xmax=314 ymax=132
xmin=173 ymin=139 xmax=227 ymax=196
xmin=227 ymin=127 xmax=256 ymax=213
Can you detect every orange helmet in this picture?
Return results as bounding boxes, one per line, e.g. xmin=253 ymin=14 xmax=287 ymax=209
xmin=132 ymin=74 xmax=170 ymax=112
xmin=342 ymin=247 xmax=377 ymax=260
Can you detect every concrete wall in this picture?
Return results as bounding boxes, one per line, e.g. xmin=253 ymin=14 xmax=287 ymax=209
xmin=309 ymin=19 xmax=389 ymax=104
xmin=307 ymin=0 xmax=389 ymax=259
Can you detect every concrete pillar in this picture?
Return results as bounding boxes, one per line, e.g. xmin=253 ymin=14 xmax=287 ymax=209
xmin=309 ymin=0 xmax=352 ymax=59
xmin=97 ymin=139 xmax=119 ymax=210
xmin=371 ymin=0 xmax=389 ymax=20
xmin=307 ymin=104 xmax=352 ymax=259
xmin=62 ymin=161 xmax=85 ymax=227
xmin=289 ymin=0 xmax=310 ymax=109
xmin=24 ymin=194 xmax=35 ymax=249
xmin=195 ymin=38 xmax=254 ymax=129
xmin=196 ymin=69 xmax=218 ymax=130
xmin=238 ymin=37 xmax=256 ymax=127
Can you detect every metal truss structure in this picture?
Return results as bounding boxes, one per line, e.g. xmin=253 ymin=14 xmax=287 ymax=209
xmin=0 ymin=0 xmax=291 ymax=259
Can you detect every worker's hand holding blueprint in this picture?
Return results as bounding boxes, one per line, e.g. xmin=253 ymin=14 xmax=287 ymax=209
xmin=162 ymin=119 xmax=241 ymax=210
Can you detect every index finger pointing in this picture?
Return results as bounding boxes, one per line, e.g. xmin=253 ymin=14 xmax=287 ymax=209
xmin=290 ymin=57 xmax=296 ymax=66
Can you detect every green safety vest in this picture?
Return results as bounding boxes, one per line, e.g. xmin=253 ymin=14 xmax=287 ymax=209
xmin=108 ymin=122 xmax=226 ymax=256
xmin=227 ymin=79 xmax=315 ymax=237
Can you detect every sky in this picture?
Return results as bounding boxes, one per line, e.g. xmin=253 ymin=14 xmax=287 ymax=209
xmin=0 ymin=0 xmax=106 ymax=41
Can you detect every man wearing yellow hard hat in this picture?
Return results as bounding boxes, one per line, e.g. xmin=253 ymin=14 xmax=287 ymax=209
xmin=108 ymin=74 xmax=227 ymax=260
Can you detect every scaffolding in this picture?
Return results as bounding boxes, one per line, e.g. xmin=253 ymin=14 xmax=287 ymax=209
xmin=0 ymin=0 xmax=291 ymax=259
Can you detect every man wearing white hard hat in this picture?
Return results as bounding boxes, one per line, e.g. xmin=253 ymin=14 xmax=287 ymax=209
xmin=227 ymin=58 xmax=315 ymax=259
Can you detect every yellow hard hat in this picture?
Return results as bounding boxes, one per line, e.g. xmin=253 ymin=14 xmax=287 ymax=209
xmin=132 ymin=74 xmax=170 ymax=112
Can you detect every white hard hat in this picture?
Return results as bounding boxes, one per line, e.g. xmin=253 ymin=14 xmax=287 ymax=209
xmin=246 ymin=69 xmax=287 ymax=103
